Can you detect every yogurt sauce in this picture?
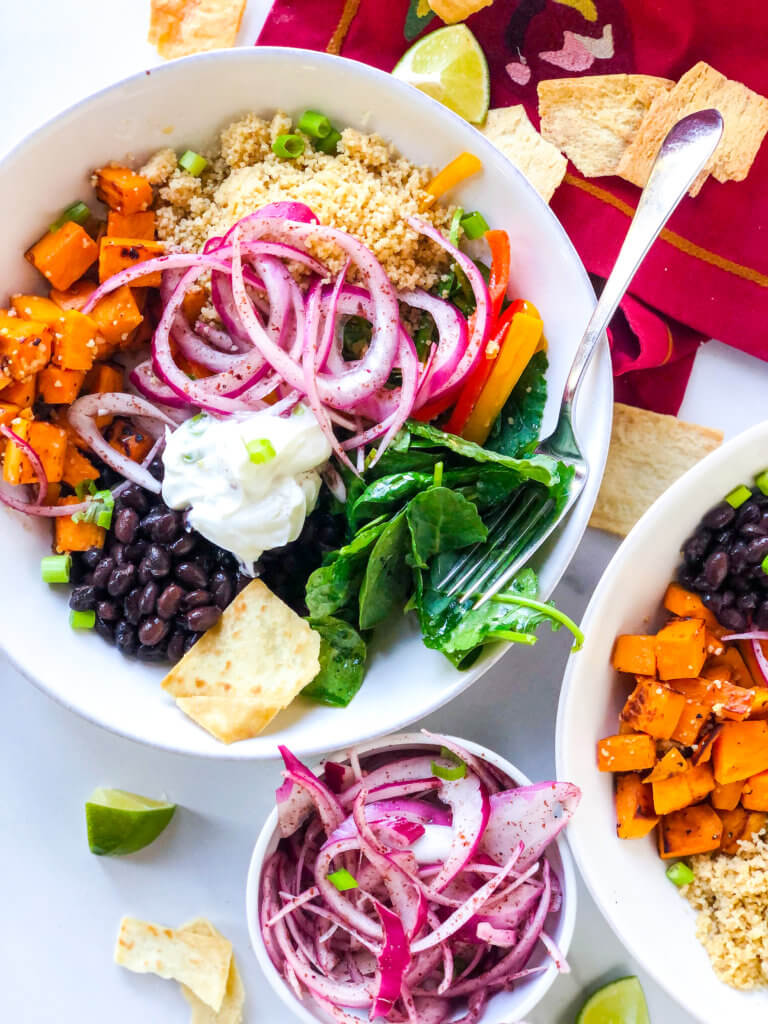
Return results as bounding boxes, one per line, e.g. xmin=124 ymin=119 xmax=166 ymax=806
xmin=162 ymin=404 xmax=332 ymax=567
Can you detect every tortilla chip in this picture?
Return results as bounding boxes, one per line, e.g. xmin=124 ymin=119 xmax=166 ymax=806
xmin=428 ymin=0 xmax=493 ymax=23
xmin=148 ymin=0 xmax=246 ymax=59
xmin=538 ymin=75 xmax=674 ymax=178
xmin=175 ymin=696 xmax=288 ymax=744
xmin=114 ymin=916 xmax=232 ymax=1012
xmin=589 ymin=403 xmax=723 ymax=538
xmin=617 ymin=61 xmax=768 ymax=196
xmin=178 ymin=920 xmax=245 ymax=1024
xmin=480 ymin=106 xmax=567 ymax=203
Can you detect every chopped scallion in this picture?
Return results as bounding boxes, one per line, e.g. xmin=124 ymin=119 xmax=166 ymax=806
xmin=74 ymin=480 xmax=98 ymax=499
xmin=460 ymin=210 xmax=490 ymax=240
xmin=246 ymin=438 xmax=276 ymax=465
xmin=272 ymin=134 xmax=306 ymax=159
xmin=50 ymin=201 xmax=91 ymax=233
xmin=725 ymin=484 xmax=752 ymax=509
xmin=315 ymin=129 xmax=342 ymax=155
xmin=431 ymin=757 xmax=467 ymax=781
xmin=297 ymin=110 xmax=333 ymax=140
xmin=762 ymin=553 xmax=768 ymax=576
xmin=70 ymin=609 xmax=96 ymax=630
xmin=448 ymin=207 xmax=464 ymax=247
xmin=327 ymin=868 xmax=359 ymax=891
xmin=756 ymin=469 xmax=768 ymax=496
xmin=96 ymin=508 xmax=113 ymax=530
xmin=179 ymin=150 xmax=208 ymax=176
xmin=41 ymin=554 xmax=71 ymax=584
xmin=666 ymin=861 xmax=694 ymax=887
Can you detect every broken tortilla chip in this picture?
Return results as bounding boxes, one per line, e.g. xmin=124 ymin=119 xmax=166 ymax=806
xmin=480 ymin=106 xmax=567 ymax=203
xmin=589 ymin=403 xmax=723 ymax=538
xmin=179 ymin=920 xmax=245 ymax=1024
xmin=114 ymin=916 xmax=232 ymax=1012
xmin=538 ymin=74 xmax=674 ymax=178
xmin=617 ymin=61 xmax=768 ymax=196
xmin=174 ymin=696 xmax=288 ymax=744
xmin=149 ymin=0 xmax=246 ymax=59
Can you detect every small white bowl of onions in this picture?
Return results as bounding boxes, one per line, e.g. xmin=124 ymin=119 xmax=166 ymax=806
xmin=246 ymin=731 xmax=578 ymax=1024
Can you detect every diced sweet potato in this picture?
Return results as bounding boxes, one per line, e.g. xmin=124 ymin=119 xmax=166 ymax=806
xmin=0 ymin=402 xmax=20 ymax=427
xmin=106 ymin=210 xmax=155 ymax=239
xmin=655 ymin=618 xmax=707 ymax=680
xmin=712 ymin=720 xmax=768 ymax=784
xmin=25 ymin=221 xmax=98 ymax=290
xmin=711 ymin=779 xmax=744 ymax=811
xmin=98 ymin=237 xmax=164 ymax=288
xmin=706 ymin=629 xmax=726 ymax=656
xmin=612 ymin=634 xmax=656 ymax=676
xmin=61 ymin=444 xmax=99 ymax=488
xmin=708 ymin=646 xmax=753 ymax=689
xmin=749 ymin=688 xmax=768 ymax=719
xmin=691 ymin=721 xmax=722 ymax=765
xmin=658 ymin=804 xmax=722 ymax=858
xmin=738 ymin=639 xmax=768 ymax=688
xmin=597 ymin=734 xmax=656 ymax=773
xmin=719 ymin=807 xmax=766 ymax=853
xmin=670 ymin=699 xmax=709 ymax=746
xmin=37 ymin=367 xmax=85 ymax=404
xmin=741 ymin=770 xmax=768 ymax=811
xmin=181 ymin=286 xmax=206 ymax=325
xmin=4 ymin=421 xmax=68 ymax=485
xmin=644 ymin=748 xmax=688 ymax=783
xmin=615 ymin=773 xmax=659 ymax=839
xmin=10 ymin=293 xmax=62 ymax=322
xmin=50 ymin=280 xmax=97 ymax=312
xmin=0 ymin=313 xmax=53 ymax=380
xmin=89 ymin=285 xmax=144 ymax=346
xmin=668 ymin=676 xmax=753 ymax=721
xmin=620 ymin=677 xmax=686 ymax=740
xmin=652 ymin=763 xmax=714 ymax=815
xmin=51 ymin=310 xmax=99 ymax=372
xmin=83 ymin=362 xmax=123 ymax=395
xmin=2 ymin=376 xmax=36 ymax=409
xmin=106 ymin=419 xmax=154 ymax=462
xmin=663 ymin=583 xmax=723 ymax=633
xmin=94 ymin=166 xmax=153 ymax=214
xmin=2 ymin=417 xmax=29 ymax=484
xmin=54 ymin=495 xmax=105 ymax=552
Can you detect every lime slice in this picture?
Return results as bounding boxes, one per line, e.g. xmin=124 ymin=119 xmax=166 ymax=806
xmin=577 ymin=977 xmax=651 ymax=1024
xmin=85 ymin=787 xmax=176 ymax=856
xmin=392 ymin=25 xmax=490 ymax=124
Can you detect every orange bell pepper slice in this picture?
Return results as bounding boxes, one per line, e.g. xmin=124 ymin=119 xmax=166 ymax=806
xmin=425 ymin=152 xmax=483 ymax=203
xmin=485 ymin=230 xmax=511 ymax=322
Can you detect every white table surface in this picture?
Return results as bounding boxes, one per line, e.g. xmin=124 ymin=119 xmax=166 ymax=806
xmin=4 ymin=4 xmax=768 ymax=1022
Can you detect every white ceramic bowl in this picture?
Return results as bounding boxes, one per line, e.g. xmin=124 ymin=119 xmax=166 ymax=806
xmin=0 ymin=47 xmax=612 ymax=758
xmin=246 ymin=731 xmax=577 ymax=1023
xmin=557 ymin=420 xmax=768 ymax=1024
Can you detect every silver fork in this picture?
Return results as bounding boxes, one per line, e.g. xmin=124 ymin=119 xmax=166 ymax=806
xmin=438 ymin=108 xmax=724 ymax=608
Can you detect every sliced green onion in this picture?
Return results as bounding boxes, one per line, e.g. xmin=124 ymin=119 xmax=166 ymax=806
xmin=41 ymin=554 xmax=71 ymax=584
xmin=490 ymin=592 xmax=585 ymax=651
xmin=50 ymin=201 xmax=91 ymax=232
xmin=756 ymin=470 xmax=768 ymax=496
xmin=666 ymin=861 xmax=694 ymax=887
xmin=762 ymin=553 xmax=768 ymax=576
xmin=70 ymin=610 xmax=96 ymax=630
xmin=297 ymin=110 xmax=333 ymax=140
xmin=179 ymin=150 xmax=208 ymax=176
xmin=315 ymin=129 xmax=342 ymax=155
xmin=96 ymin=507 xmax=113 ymax=530
xmin=272 ymin=134 xmax=306 ymax=159
xmin=448 ymin=207 xmax=464 ymax=247
xmin=725 ymin=484 xmax=752 ymax=509
xmin=327 ymin=868 xmax=359 ymax=891
xmin=433 ymin=461 xmax=444 ymax=488
xmin=246 ymin=438 xmax=276 ymax=465
xmin=460 ymin=210 xmax=490 ymax=240
xmin=431 ymin=757 xmax=467 ymax=781
xmin=74 ymin=480 xmax=98 ymax=499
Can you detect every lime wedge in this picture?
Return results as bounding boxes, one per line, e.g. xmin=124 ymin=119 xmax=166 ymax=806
xmin=392 ymin=25 xmax=490 ymax=124
xmin=577 ymin=977 xmax=651 ymax=1024
xmin=85 ymin=787 xmax=176 ymax=856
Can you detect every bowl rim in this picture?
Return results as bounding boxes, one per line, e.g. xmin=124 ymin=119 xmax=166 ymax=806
xmin=0 ymin=45 xmax=611 ymax=759
xmin=555 ymin=418 xmax=768 ymax=1018
xmin=245 ymin=731 xmax=578 ymax=1024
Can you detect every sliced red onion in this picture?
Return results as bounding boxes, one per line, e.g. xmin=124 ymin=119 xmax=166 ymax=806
xmin=82 ymin=251 xmax=232 ymax=313
xmin=480 ymin=782 xmax=581 ymax=872
xmin=0 ymin=425 xmax=47 ymax=506
xmin=130 ymin=360 xmax=190 ymax=409
xmin=323 ymin=761 xmax=354 ymax=794
xmin=429 ymin=774 xmax=490 ymax=892
xmin=539 ymin=930 xmax=570 ymax=973
xmin=399 ymin=289 xmax=468 ymax=401
xmin=341 ymin=758 xmax=439 ymax=807
xmin=371 ymin=898 xmax=411 ymax=1020
xmin=266 ymin=886 xmax=320 ymax=927
xmin=279 ymin=745 xmax=344 ymax=836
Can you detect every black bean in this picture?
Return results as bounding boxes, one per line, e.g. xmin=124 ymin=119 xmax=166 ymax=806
xmin=123 ymin=587 xmax=142 ymax=626
xmin=703 ymin=591 xmax=723 ymax=617
xmin=81 ymin=546 xmax=104 ymax=570
xmin=149 ymin=456 xmax=164 ymax=481
xmin=757 ymin=601 xmax=768 ymax=631
xmin=703 ymin=502 xmax=735 ymax=529
xmin=719 ymin=606 xmax=747 ymax=631
xmin=120 ymin=484 xmax=150 ymax=513
xmin=729 ymin=540 xmax=748 ymax=573
xmin=721 ymin=589 xmax=735 ymax=608
xmin=115 ymin=620 xmax=137 ymax=654
xmin=169 ymin=532 xmax=196 ymax=557
xmin=185 ymin=605 xmax=221 ymax=632
xmin=139 ymin=508 xmax=166 ymax=538
xmin=135 ymin=643 xmax=169 ymax=662
xmin=176 ymin=561 xmax=208 ymax=589
xmin=184 ymin=632 xmax=199 ymax=653
xmin=211 ymin=571 xmax=233 ymax=610
xmin=97 ymin=599 xmax=119 ymax=622
xmin=150 ymin=509 xmax=180 ymax=544
xmin=167 ymin=632 xmax=186 ymax=662
xmin=183 ymin=589 xmax=211 ymax=609
xmin=741 ymin=521 xmax=768 ymax=539
xmin=157 ymin=583 xmax=185 ymax=619
xmin=138 ymin=616 xmax=170 ymax=647
xmin=704 ymin=550 xmax=729 ymax=588
xmin=69 ymin=584 xmax=98 ymax=611
xmin=736 ymin=500 xmax=760 ymax=527
xmin=738 ymin=592 xmax=758 ymax=612
xmin=107 ymin=563 xmax=136 ymax=597
xmin=214 ymin=547 xmax=237 ymax=572
xmin=125 ymin=540 xmax=148 ymax=563
xmin=139 ymin=581 xmax=159 ymax=616
xmin=114 ymin=507 xmax=139 ymax=544
xmin=746 ymin=536 xmax=768 ymax=565
xmin=95 ymin=617 xmax=115 ymax=644
xmin=714 ymin=529 xmax=733 ymax=548
xmin=92 ymin=556 xmax=116 ymax=589
xmin=143 ymin=545 xmax=171 ymax=578
xmin=110 ymin=541 xmax=128 ymax=566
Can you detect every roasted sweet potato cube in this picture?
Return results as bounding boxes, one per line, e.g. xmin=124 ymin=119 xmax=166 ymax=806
xmin=98 ymin=237 xmax=164 ymax=288
xmin=706 ymin=629 xmax=726 ymax=656
xmin=712 ymin=720 xmax=768 ymax=784
xmin=106 ymin=418 xmax=154 ymax=463
xmin=708 ymin=646 xmax=753 ymax=689
xmin=5 ymin=421 xmax=68 ymax=485
xmin=669 ymin=676 xmax=753 ymax=721
xmin=612 ymin=635 xmax=656 ymax=676
xmin=0 ymin=313 xmax=53 ymax=380
xmin=620 ymin=677 xmax=686 ymax=740
xmin=89 ymin=285 xmax=144 ymax=345
xmin=658 ymin=804 xmax=722 ymax=858
xmin=655 ymin=618 xmax=707 ymax=680
xmin=54 ymin=495 xmax=105 ymax=552
xmin=2 ymin=417 xmax=29 ymax=484
xmin=615 ymin=774 xmax=659 ymax=839
xmin=50 ymin=280 xmax=97 ymax=312
xmin=181 ymin=286 xmax=206 ymax=325
xmin=711 ymin=779 xmax=744 ymax=812
xmin=738 ymin=639 xmax=768 ymax=688
xmin=670 ymin=699 xmax=709 ymax=746
xmin=719 ymin=807 xmax=766 ymax=853
xmin=2 ymin=376 xmax=36 ymax=409
xmin=691 ymin=722 xmax=722 ymax=765
xmin=94 ymin=166 xmax=153 ymax=214
xmin=83 ymin=362 xmax=123 ymax=395
xmin=749 ymin=688 xmax=768 ymax=719
xmin=644 ymin=747 xmax=688 ymax=784
xmin=652 ymin=762 xmax=714 ymax=815
xmin=10 ymin=293 xmax=62 ymax=323
xmin=597 ymin=734 xmax=656 ymax=773
xmin=51 ymin=310 xmax=99 ymax=372
xmin=61 ymin=444 xmax=99 ymax=489
xmin=25 ymin=221 xmax=98 ymax=290
xmin=106 ymin=210 xmax=156 ymax=239
xmin=37 ymin=367 xmax=85 ymax=404
xmin=663 ymin=583 xmax=723 ymax=633
xmin=741 ymin=770 xmax=768 ymax=811
xmin=0 ymin=402 xmax=20 ymax=428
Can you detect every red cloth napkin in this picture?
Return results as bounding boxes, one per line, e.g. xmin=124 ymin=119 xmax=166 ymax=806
xmin=258 ymin=0 xmax=768 ymax=414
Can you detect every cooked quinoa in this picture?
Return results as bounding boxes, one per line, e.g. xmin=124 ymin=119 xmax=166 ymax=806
xmin=684 ymin=833 xmax=768 ymax=989
xmin=141 ymin=112 xmax=453 ymax=292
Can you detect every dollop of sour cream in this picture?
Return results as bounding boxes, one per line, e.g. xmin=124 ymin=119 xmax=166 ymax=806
xmin=162 ymin=404 xmax=332 ymax=567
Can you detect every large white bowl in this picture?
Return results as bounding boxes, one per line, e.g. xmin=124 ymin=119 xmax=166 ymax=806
xmin=246 ymin=732 xmax=577 ymax=1024
xmin=557 ymin=420 xmax=768 ymax=1023
xmin=0 ymin=47 xmax=612 ymax=758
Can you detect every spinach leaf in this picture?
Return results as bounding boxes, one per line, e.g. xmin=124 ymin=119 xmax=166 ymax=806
xmin=407 ymin=487 xmax=487 ymax=568
xmin=302 ymin=617 xmax=367 ymax=707
xmin=461 ymin=466 xmax=524 ymax=509
xmin=352 ymin=467 xmax=479 ymax=527
xmin=367 ymin=448 xmax=440 ymax=479
xmin=305 ymin=520 xmax=386 ymax=619
xmin=486 ymin=351 xmax=548 ymax=458
xmin=358 ymin=511 xmax=411 ymax=630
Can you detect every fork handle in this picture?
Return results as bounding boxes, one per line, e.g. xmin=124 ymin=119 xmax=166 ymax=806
xmin=559 ymin=108 xmax=724 ymax=413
